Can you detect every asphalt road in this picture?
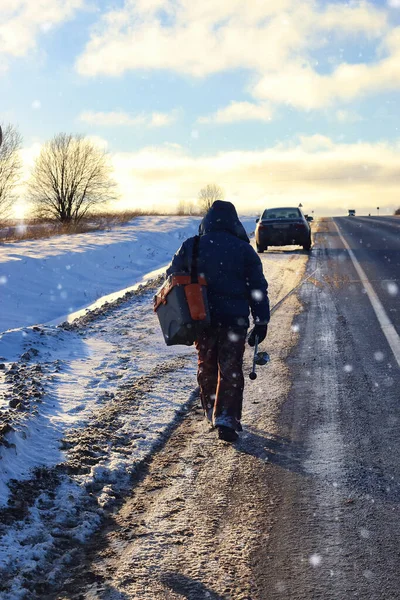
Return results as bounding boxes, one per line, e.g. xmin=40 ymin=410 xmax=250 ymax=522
xmin=334 ymin=216 xmax=399 ymax=335
xmin=260 ymin=217 xmax=400 ymax=599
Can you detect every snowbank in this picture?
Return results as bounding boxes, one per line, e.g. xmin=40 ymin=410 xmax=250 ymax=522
xmin=0 ymin=216 xmax=255 ymax=333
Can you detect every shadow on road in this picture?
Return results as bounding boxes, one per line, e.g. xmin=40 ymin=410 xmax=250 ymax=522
xmin=237 ymin=428 xmax=400 ymax=504
xmin=236 ymin=427 xmax=309 ymax=475
xmin=160 ymin=571 xmax=227 ymax=600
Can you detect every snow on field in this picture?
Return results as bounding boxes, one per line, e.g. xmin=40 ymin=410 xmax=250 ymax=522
xmin=0 ymin=216 xmax=200 ymax=332
xmin=0 ymin=216 xmax=256 ymax=333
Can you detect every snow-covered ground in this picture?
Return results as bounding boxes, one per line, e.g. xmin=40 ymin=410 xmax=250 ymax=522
xmin=0 ymin=216 xmax=255 ymax=332
xmin=0 ymin=214 xmax=257 ymax=598
xmin=0 ymin=216 xmax=201 ymax=332
xmin=0 ymin=290 xmax=198 ymax=598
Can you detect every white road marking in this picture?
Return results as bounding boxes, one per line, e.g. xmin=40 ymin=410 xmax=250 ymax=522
xmin=334 ymin=220 xmax=400 ymax=368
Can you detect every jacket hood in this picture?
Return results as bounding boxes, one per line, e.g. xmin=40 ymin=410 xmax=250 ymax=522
xmin=198 ymin=200 xmax=249 ymax=243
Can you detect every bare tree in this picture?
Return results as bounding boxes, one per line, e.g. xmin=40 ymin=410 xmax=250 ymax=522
xmin=395 ymin=207 xmax=400 ymax=215
xmin=28 ymin=133 xmax=118 ymax=223
xmin=176 ymin=199 xmax=187 ymax=215
xmin=197 ymin=183 xmax=224 ymax=214
xmin=0 ymin=123 xmax=23 ymax=219
xmin=177 ymin=199 xmax=196 ymax=215
xmin=186 ymin=200 xmax=196 ymax=215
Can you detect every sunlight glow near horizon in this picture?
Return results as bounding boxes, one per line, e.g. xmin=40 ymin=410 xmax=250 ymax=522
xmin=12 ymin=202 xmax=28 ymax=221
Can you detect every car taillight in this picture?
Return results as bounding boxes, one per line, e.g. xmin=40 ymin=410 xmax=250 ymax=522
xmin=295 ymin=223 xmax=306 ymax=229
xmin=258 ymin=223 xmax=265 ymax=229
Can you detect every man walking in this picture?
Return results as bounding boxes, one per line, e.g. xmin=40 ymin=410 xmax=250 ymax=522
xmin=167 ymin=200 xmax=270 ymax=442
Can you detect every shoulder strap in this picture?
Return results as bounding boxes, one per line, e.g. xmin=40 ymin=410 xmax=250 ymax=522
xmin=190 ymin=235 xmax=200 ymax=283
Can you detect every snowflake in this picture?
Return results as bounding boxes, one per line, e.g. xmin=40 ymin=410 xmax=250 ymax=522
xmin=228 ymin=331 xmax=240 ymax=342
xmin=251 ymin=289 xmax=264 ymax=301
xmin=309 ymin=554 xmax=322 ymax=567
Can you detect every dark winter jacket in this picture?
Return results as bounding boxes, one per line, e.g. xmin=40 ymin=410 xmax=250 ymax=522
xmin=166 ymin=201 xmax=270 ymax=328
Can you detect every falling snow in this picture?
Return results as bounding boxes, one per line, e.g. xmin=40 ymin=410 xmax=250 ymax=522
xmin=251 ymin=289 xmax=264 ymax=301
xmin=309 ymin=554 xmax=322 ymax=567
xmin=386 ymin=282 xmax=398 ymax=296
xmin=228 ymin=331 xmax=240 ymax=342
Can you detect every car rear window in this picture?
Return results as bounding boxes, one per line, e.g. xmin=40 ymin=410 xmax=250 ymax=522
xmin=261 ymin=208 xmax=301 ymax=219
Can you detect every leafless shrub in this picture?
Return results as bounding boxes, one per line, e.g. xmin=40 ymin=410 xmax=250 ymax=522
xmin=0 ymin=123 xmax=23 ymax=219
xmin=176 ymin=200 xmax=198 ymax=215
xmin=395 ymin=208 xmax=400 ymax=216
xmin=90 ymin=209 xmax=170 ymax=226
xmin=0 ymin=209 xmax=172 ymax=243
xmin=28 ymin=133 xmax=118 ymax=223
xmin=197 ymin=183 xmax=224 ymax=214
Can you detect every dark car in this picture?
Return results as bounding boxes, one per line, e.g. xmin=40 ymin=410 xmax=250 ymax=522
xmin=255 ymin=207 xmax=312 ymax=252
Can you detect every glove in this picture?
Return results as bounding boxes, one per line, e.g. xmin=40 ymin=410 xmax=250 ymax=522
xmin=248 ymin=324 xmax=268 ymax=347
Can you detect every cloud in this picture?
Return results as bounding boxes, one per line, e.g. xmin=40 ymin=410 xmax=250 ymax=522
xmin=18 ymin=135 xmax=400 ymax=215
xmin=149 ymin=112 xmax=177 ymax=127
xmin=107 ymin=137 xmax=400 ymax=216
xmin=297 ymin=134 xmax=334 ymax=151
xmin=198 ymin=101 xmax=273 ymax=124
xmin=0 ymin=0 xmax=84 ymax=67
xmin=252 ymin=40 xmax=400 ymax=109
xmin=79 ymin=110 xmax=177 ymax=128
xmin=317 ymin=2 xmax=387 ymax=36
xmin=86 ymin=135 xmax=109 ymax=150
xmin=76 ymin=1 xmax=387 ymax=79
xmin=73 ymin=0 xmax=400 ymax=113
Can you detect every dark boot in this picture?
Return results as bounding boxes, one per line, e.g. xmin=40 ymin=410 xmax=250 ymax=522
xmin=217 ymin=426 xmax=238 ymax=442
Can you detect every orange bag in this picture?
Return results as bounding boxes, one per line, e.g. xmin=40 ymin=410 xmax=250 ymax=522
xmin=154 ymin=237 xmax=210 ymax=346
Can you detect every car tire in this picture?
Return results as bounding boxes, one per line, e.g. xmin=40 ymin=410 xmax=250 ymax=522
xmin=303 ymin=236 xmax=312 ymax=251
xmin=256 ymin=244 xmax=264 ymax=253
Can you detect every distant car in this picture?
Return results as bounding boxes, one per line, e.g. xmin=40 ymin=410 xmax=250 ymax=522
xmin=348 ymin=209 xmax=356 ymax=216
xmin=255 ymin=207 xmax=312 ymax=252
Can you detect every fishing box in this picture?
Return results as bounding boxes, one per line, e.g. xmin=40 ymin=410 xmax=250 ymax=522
xmin=154 ymin=273 xmax=210 ymax=346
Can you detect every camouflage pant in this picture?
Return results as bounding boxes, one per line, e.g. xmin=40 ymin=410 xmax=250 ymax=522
xmin=195 ymin=326 xmax=247 ymax=430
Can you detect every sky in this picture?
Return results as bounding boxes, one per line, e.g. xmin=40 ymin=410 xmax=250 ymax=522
xmin=1 ymin=0 xmax=400 ymax=216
